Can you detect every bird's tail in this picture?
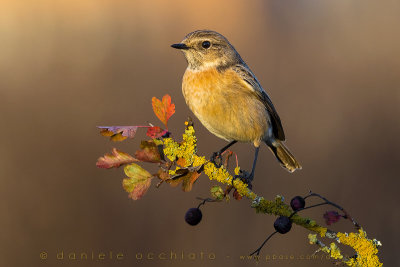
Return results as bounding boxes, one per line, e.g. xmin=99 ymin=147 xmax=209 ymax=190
xmin=265 ymin=139 xmax=302 ymax=173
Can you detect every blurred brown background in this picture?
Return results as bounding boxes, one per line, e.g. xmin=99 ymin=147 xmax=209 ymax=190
xmin=1 ymin=0 xmax=399 ymax=266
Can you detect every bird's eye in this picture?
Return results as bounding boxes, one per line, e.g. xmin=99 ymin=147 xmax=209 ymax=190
xmin=202 ymin=41 xmax=211 ymax=49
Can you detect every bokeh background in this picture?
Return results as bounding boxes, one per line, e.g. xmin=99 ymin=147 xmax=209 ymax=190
xmin=1 ymin=0 xmax=399 ymax=266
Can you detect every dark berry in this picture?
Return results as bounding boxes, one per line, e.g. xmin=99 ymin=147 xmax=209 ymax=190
xmin=290 ymin=196 xmax=305 ymax=211
xmin=274 ymin=216 xmax=292 ymax=234
xmin=185 ymin=208 xmax=202 ymax=226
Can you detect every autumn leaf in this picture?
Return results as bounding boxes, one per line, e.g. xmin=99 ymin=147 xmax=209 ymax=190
xmin=124 ymin=163 xmax=152 ymax=179
xmin=110 ymin=132 xmax=127 ymax=141
xmin=152 ymin=94 xmax=175 ymax=128
xmin=98 ymin=126 xmax=146 ymax=142
xmin=166 ymin=169 xmax=201 ymax=192
xmin=98 ymin=126 xmax=139 ymax=137
xmin=233 ymin=189 xmax=243 ymax=201
xmin=99 ymin=129 xmax=114 ymax=137
xmin=176 ymin=157 xmax=188 ymax=167
xmin=323 ymin=211 xmax=342 ymax=225
xmin=127 ymin=178 xmax=152 ymax=200
xmin=146 ymin=126 xmax=168 ymax=139
xmin=134 ymin=140 xmax=162 ymax=163
xmin=166 ymin=169 xmax=189 ymax=187
xmin=157 ymin=169 xmax=171 ymax=181
xmin=96 ymin=148 xmax=138 ymax=169
xmin=122 ymin=163 xmax=153 ymax=200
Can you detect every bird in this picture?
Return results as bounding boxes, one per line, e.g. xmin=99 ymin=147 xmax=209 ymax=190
xmin=171 ymin=30 xmax=301 ymax=182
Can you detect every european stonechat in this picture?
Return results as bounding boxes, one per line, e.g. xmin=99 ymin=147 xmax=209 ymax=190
xmin=171 ymin=30 xmax=301 ymax=181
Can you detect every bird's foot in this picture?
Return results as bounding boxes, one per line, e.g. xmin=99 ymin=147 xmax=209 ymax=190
xmin=233 ymin=170 xmax=253 ymax=190
xmin=210 ymin=151 xmax=223 ymax=168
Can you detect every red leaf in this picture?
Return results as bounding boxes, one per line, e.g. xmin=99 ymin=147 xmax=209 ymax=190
xmin=323 ymin=211 xmax=342 ymax=225
xmin=127 ymin=178 xmax=152 ymax=200
xmin=146 ymin=126 xmax=168 ymax=139
xmin=96 ymin=148 xmax=138 ymax=169
xmin=151 ymin=95 xmax=175 ymax=128
xmin=233 ymin=189 xmax=243 ymax=201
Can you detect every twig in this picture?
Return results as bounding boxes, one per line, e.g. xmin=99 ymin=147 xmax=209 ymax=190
xmin=249 ymin=231 xmax=278 ymax=257
xmin=304 ymin=191 xmax=361 ymax=230
xmin=196 ymin=197 xmax=219 ymax=208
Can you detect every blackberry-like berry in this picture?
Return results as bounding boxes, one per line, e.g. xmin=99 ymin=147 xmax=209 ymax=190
xmin=290 ymin=196 xmax=305 ymax=211
xmin=185 ymin=208 xmax=202 ymax=226
xmin=274 ymin=216 xmax=292 ymax=234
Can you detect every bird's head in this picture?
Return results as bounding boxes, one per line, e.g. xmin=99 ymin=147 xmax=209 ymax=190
xmin=171 ymin=30 xmax=243 ymax=71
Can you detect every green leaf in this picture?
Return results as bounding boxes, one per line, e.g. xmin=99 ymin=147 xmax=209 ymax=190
xmin=124 ymin=163 xmax=152 ymax=180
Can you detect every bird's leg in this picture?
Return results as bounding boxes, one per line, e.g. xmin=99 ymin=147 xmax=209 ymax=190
xmin=233 ymin=146 xmax=259 ymax=188
xmin=248 ymin=146 xmax=260 ymax=182
xmin=210 ymin=140 xmax=237 ymax=167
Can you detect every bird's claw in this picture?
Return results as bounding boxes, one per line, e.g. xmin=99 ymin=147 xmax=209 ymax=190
xmin=210 ymin=151 xmax=223 ymax=167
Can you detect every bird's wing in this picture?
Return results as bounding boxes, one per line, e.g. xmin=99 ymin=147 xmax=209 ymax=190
xmin=231 ymin=64 xmax=286 ymax=141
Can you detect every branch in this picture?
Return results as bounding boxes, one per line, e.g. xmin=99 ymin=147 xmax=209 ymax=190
xmin=161 ymin=122 xmax=382 ymax=267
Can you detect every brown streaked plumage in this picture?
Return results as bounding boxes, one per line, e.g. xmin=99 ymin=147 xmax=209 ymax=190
xmin=172 ymin=30 xmax=301 ymax=176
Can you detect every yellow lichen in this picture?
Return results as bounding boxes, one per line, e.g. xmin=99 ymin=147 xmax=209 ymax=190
xmin=308 ymin=233 xmax=317 ymax=244
xmin=168 ymin=166 xmax=180 ymax=176
xmin=192 ymin=155 xmax=206 ymax=167
xmin=162 ymin=124 xmax=199 ymax=169
xmin=163 ymin=137 xmax=179 ymax=162
xmin=234 ymin=166 xmax=240 ymax=175
xmin=329 ymin=242 xmax=343 ymax=260
xmin=337 ymin=229 xmax=382 ymax=267
xmin=305 ymin=225 xmax=327 ymax=237
xmin=319 ymin=227 xmax=327 ymax=237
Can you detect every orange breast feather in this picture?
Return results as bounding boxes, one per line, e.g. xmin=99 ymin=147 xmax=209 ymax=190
xmin=182 ymin=68 xmax=269 ymax=143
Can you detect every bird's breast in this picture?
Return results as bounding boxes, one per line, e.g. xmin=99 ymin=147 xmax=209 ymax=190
xmin=182 ymin=68 xmax=270 ymax=144
xmin=182 ymin=68 xmax=219 ymax=112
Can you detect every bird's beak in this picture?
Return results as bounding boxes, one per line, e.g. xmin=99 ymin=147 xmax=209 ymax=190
xmin=171 ymin=43 xmax=189 ymax=50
